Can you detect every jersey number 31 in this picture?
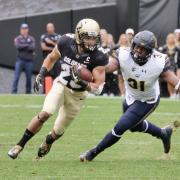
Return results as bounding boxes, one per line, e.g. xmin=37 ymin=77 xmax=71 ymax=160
xmin=128 ymin=78 xmax=145 ymax=91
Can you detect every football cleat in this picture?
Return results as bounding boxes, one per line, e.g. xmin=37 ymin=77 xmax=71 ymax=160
xmin=173 ymin=120 xmax=180 ymax=130
xmin=8 ymin=145 xmax=23 ymax=159
xmin=161 ymin=125 xmax=173 ymax=154
xmin=36 ymin=141 xmax=52 ymax=159
xmin=80 ymin=148 xmax=98 ymax=162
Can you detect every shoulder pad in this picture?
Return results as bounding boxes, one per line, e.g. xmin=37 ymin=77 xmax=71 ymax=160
xmin=152 ymin=50 xmax=166 ymax=60
xmin=65 ymin=33 xmax=75 ymax=39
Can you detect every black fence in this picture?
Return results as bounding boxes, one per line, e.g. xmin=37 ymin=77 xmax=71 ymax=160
xmin=0 ymin=4 xmax=117 ymax=72
xmin=0 ymin=0 xmax=179 ymax=72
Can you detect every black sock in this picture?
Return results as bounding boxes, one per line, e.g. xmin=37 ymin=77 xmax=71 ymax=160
xmin=17 ymin=129 xmax=34 ymax=148
xmin=146 ymin=121 xmax=162 ymax=138
xmin=46 ymin=133 xmax=63 ymax=144
xmin=46 ymin=134 xmax=56 ymax=144
xmin=95 ymin=131 xmax=120 ymax=154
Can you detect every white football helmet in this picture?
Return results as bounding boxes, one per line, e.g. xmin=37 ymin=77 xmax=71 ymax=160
xmin=75 ymin=18 xmax=100 ymax=51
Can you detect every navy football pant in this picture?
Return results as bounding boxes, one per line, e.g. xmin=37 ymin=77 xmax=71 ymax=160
xmin=95 ymin=97 xmax=162 ymax=153
xmin=114 ymin=97 xmax=160 ymax=136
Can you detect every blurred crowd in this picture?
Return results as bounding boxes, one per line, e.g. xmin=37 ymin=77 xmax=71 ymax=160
xmin=11 ymin=22 xmax=180 ymax=98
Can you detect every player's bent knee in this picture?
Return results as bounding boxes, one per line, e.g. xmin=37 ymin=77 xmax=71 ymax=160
xmin=129 ymin=127 xmax=137 ymax=132
xmin=51 ymin=129 xmax=64 ymax=140
xmin=53 ymin=127 xmax=65 ymax=137
xmin=37 ymin=111 xmax=50 ymax=123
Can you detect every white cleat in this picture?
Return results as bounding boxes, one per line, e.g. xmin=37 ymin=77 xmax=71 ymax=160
xmin=8 ymin=145 xmax=23 ymax=159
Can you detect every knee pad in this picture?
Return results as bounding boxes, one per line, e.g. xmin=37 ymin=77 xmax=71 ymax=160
xmin=130 ymin=120 xmax=148 ymax=132
xmin=37 ymin=111 xmax=50 ymax=123
xmin=112 ymin=129 xmax=122 ymax=138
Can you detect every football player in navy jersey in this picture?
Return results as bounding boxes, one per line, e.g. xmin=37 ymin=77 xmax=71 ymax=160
xmin=80 ymin=30 xmax=180 ymax=162
xmin=8 ymin=18 xmax=108 ymax=159
xmin=40 ymin=23 xmax=61 ymax=79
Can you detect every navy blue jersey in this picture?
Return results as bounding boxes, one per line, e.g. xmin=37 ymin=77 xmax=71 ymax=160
xmin=14 ymin=35 xmax=35 ymax=60
xmin=57 ymin=34 xmax=108 ymax=91
xmin=40 ymin=33 xmax=61 ymax=58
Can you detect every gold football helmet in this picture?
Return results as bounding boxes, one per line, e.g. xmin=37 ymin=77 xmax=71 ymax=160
xmin=75 ymin=18 xmax=100 ymax=51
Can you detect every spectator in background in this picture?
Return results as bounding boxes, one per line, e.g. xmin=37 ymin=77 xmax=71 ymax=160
xmin=118 ymin=33 xmax=130 ymax=47
xmin=117 ymin=33 xmax=132 ymax=97
xmin=40 ymin=23 xmax=61 ymax=79
xmin=99 ymin=29 xmax=109 ymax=49
xmin=159 ymin=33 xmax=180 ymax=98
xmin=174 ymin=29 xmax=180 ymax=47
xmin=99 ymin=29 xmax=120 ymax=96
xmin=174 ymin=29 xmax=180 ymax=81
xmin=125 ymin=28 xmax=134 ymax=43
xmin=107 ymin=33 xmax=115 ymax=49
xmin=11 ymin=23 xmax=35 ymax=94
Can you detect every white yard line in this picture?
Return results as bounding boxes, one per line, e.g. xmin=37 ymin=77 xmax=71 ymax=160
xmin=0 ymin=104 xmax=41 ymax=108
xmin=0 ymin=104 xmax=179 ymax=117
xmin=0 ymin=93 xmax=179 ymax=102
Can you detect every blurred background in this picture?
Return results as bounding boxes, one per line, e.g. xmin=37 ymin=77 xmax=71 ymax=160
xmin=0 ymin=0 xmax=179 ymax=96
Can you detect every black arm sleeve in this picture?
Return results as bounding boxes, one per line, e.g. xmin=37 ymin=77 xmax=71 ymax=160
xmin=57 ymin=34 xmax=73 ymax=54
xmin=95 ymin=53 xmax=108 ymax=67
xmin=162 ymin=56 xmax=172 ymax=73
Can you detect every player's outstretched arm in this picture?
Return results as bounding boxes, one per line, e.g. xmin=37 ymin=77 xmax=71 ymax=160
xmin=105 ymin=56 xmax=119 ymax=73
xmin=34 ymin=46 xmax=61 ymax=93
xmin=41 ymin=45 xmax=61 ymax=71
xmin=88 ymin=66 xmax=106 ymax=95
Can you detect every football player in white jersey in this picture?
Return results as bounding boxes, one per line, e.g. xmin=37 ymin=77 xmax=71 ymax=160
xmin=80 ymin=30 xmax=180 ymax=162
xmin=8 ymin=18 xmax=108 ymax=159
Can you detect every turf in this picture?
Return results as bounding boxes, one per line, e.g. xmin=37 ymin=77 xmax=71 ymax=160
xmin=0 ymin=95 xmax=180 ymax=180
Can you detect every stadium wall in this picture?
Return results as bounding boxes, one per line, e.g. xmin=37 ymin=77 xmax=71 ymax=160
xmin=0 ymin=1 xmax=179 ymax=72
xmin=0 ymin=4 xmax=117 ymax=72
xmin=139 ymin=0 xmax=180 ymax=46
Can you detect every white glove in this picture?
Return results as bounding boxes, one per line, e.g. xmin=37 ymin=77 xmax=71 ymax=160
xmin=90 ymin=82 xmax=105 ymax=95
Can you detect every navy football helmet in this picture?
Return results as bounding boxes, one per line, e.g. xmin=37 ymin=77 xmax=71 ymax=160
xmin=131 ymin=30 xmax=156 ymax=66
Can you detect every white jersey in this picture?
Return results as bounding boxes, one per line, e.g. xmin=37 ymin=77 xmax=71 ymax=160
xmin=118 ymin=47 xmax=167 ymax=105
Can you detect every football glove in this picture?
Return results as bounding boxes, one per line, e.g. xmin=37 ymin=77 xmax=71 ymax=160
xmin=33 ymin=67 xmax=47 ymax=93
xmin=90 ymin=82 xmax=105 ymax=95
xmin=70 ymin=65 xmax=90 ymax=89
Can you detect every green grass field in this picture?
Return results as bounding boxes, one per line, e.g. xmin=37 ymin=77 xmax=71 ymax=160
xmin=0 ymin=95 xmax=180 ymax=180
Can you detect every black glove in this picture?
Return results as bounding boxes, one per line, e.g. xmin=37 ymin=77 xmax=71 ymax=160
xmin=33 ymin=67 xmax=47 ymax=93
xmin=70 ymin=65 xmax=90 ymax=89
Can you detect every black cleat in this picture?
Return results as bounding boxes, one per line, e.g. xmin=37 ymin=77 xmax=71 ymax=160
xmin=80 ymin=148 xmax=98 ymax=162
xmin=36 ymin=141 xmax=52 ymax=159
xmin=161 ymin=125 xmax=173 ymax=154
xmin=173 ymin=120 xmax=180 ymax=130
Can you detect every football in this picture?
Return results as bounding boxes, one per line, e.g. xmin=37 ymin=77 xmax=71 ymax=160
xmin=79 ymin=66 xmax=93 ymax=82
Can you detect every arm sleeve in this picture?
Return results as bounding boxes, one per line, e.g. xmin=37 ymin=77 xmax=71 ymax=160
xmin=14 ymin=36 xmax=29 ymax=49
xmin=161 ymin=56 xmax=172 ymax=73
xmin=95 ymin=53 xmax=108 ymax=67
xmin=40 ymin=34 xmax=46 ymax=43
xmin=27 ymin=36 xmax=36 ymax=51
xmin=57 ymin=35 xmax=70 ymax=54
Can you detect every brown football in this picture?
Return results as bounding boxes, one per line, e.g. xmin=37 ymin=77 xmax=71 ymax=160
xmin=79 ymin=67 xmax=93 ymax=82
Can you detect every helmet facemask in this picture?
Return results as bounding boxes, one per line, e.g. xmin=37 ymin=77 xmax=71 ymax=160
xmin=131 ymin=43 xmax=152 ymax=66
xmin=131 ymin=30 xmax=156 ymax=66
xmin=81 ymin=33 xmax=100 ymax=51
